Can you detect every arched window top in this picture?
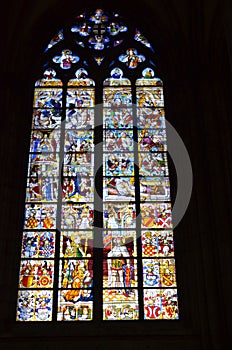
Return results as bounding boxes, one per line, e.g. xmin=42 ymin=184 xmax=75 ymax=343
xmin=41 ymin=8 xmax=155 ymax=81
xmin=35 ymin=69 xmax=63 ymax=87
xmin=68 ymin=69 xmax=95 ymax=86
xmin=45 ymin=9 xmax=153 ymax=54
xmin=103 ymin=68 xmax=131 ymax=86
xmin=136 ymin=68 xmax=163 ymax=86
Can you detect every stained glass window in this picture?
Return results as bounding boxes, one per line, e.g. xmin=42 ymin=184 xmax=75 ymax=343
xmin=16 ymin=8 xmax=179 ymax=322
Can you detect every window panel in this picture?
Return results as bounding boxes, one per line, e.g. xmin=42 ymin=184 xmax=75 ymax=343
xmin=137 ymin=87 xmax=164 ymax=107
xmin=33 ymin=88 xmax=62 ymax=108
xmin=139 ymin=177 xmax=170 ymax=201
xmin=61 ymin=204 xmax=94 ymax=231
xmin=136 ymin=69 xmax=179 ymax=320
xmin=141 ymin=203 xmax=172 ymax=229
xmin=16 ymin=290 xmax=53 ymax=321
xmin=21 ymin=231 xmax=55 ymax=259
xmin=137 ymin=108 xmax=165 ymax=129
xmin=63 ymin=153 xmax=94 ymax=176
xmin=103 ymin=231 xmax=137 ymax=258
xmin=143 ymin=289 xmax=178 ymax=320
xmin=18 ymin=260 xmax=54 ymax=288
xmin=64 ymin=130 xmax=94 ymax=152
xmin=103 ymin=203 xmax=136 ymax=230
xmin=103 ymin=177 xmax=135 ymax=201
xmin=103 ymin=108 xmax=133 ymax=129
xmin=57 ymin=69 xmax=96 ymax=321
xmin=102 ymin=71 xmax=139 ymax=320
xmin=103 ymin=258 xmax=137 ymax=288
xmin=30 ymin=129 xmax=61 ymax=153
xmin=58 ymin=259 xmax=93 ymax=289
xmin=67 ymin=88 xmax=95 ymax=108
xmin=138 ymin=152 xmax=169 ymax=176
xmin=103 ymin=87 xmax=132 ymax=107
xmin=66 ymin=108 xmax=94 ymax=129
xmin=26 ymin=177 xmax=59 ymax=202
xmin=31 ymin=109 xmax=62 ymax=129
xmin=138 ymin=129 xmax=167 ymax=152
xmin=103 ymin=289 xmax=139 ymax=320
xmin=62 ymin=176 xmax=94 ymax=202
xmin=142 ymin=258 xmax=176 ymax=288
xmin=141 ymin=230 xmax=174 ymax=257
xmin=104 ymin=130 xmax=134 ymax=152
xmin=60 ymin=231 xmax=94 ymax=258
xmin=103 ymin=153 xmax=134 ymax=176
xmin=24 ymin=204 xmax=57 ymax=230
xmin=57 ymin=290 xmax=93 ymax=321
xmin=28 ymin=153 xmax=60 ymax=177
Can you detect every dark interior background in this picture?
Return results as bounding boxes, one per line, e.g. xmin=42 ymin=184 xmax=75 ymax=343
xmin=1 ymin=0 xmax=231 ymax=349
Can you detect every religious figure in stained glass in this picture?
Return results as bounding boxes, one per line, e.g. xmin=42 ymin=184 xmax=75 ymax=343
xmin=53 ymin=49 xmax=79 ymax=69
xmin=119 ymin=48 xmax=145 ymax=68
